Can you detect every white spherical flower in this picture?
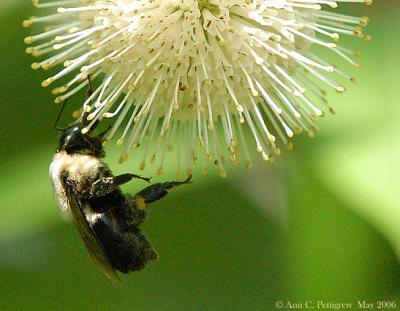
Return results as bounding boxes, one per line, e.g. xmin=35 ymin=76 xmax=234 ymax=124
xmin=25 ymin=0 xmax=371 ymax=177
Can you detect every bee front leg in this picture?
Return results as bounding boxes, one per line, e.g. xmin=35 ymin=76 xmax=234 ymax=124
xmin=83 ymin=173 xmax=150 ymax=199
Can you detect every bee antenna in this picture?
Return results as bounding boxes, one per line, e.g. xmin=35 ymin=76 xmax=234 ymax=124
xmin=54 ymin=99 xmax=68 ymax=131
xmin=79 ymin=73 xmax=97 ymax=131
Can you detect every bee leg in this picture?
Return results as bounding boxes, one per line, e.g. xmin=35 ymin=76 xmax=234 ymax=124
xmin=86 ymin=73 xmax=94 ymax=98
xmin=134 ymin=175 xmax=192 ymax=205
xmin=98 ymin=125 xmax=112 ymax=140
xmin=83 ymin=174 xmax=150 ymax=199
xmin=124 ymin=173 xmax=151 ymax=184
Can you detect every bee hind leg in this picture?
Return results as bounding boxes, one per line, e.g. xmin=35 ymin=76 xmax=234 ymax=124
xmin=126 ymin=175 xmax=192 ymax=226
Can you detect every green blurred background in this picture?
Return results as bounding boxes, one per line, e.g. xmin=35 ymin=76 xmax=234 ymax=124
xmin=0 ymin=1 xmax=399 ymax=310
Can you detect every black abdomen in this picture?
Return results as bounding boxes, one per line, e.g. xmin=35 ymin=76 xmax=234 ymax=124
xmin=91 ymin=213 xmax=157 ymax=273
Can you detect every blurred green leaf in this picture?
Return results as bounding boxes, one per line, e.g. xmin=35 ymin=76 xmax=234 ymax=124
xmin=316 ymin=126 xmax=400 ymax=256
xmin=285 ymin=159 xmax=400 ymax=300
xmin=0 ymin=0 xmax=26 ymax=14
xmin=313 ymin=14 xmax=400 ymax=256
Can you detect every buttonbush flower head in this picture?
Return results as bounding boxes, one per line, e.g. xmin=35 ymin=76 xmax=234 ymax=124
xmin=25 ymin=0 xmax=371 ymax=177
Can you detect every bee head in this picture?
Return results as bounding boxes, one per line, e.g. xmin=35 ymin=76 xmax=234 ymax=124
xmin=58 ymin=122 xmax=104 ymax=157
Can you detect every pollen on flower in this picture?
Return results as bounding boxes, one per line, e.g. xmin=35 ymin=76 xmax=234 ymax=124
xmin=25 ymin=0 xmax=371 ymax=177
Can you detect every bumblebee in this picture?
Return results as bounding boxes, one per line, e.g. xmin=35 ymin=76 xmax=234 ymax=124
xmin=49 ymin=106 xmax=191 ymax=285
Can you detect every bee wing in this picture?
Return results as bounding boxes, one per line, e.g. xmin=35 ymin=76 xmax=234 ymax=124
xmin=63 ymin=178 xmax=121 ymax=286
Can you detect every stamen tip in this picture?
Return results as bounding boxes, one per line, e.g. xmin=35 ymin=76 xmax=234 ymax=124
xmin=328 ymin=2 xmax=337 ymax=8
xmin=31 ymin=63 xmax=40 ymax=70
xmin=116 ymin=139 xmax=124 ymax=146
xmin=41 ymin=78 xmax=54 ymax=88
xmin=118 ymin=154 xmax=128 ymax=164
xmin=64 ymin=60 xmax=73 ymax=67
xmin=262 ymin=152 xmax=270 ymax=162
xmin=293 ymin=90 xmax=302 ymax=97
xmin=360 ymin=17 xmax=369 ymax=27
xmin=335 ymin=86 xmax=345 ymax=93
xmin=268 ymin=134 xmax=276 ymax=143
xmin=312 ymin=126 xmax=320 ymax=133
xmin=363 ymin=35 xmax=372 ymax=41
xmin=72 ymin=109 xmax=83 ymax=119
xmin=22 ymin=19 xmax=33 ymax=28
xmin=294 ymin=127 xmax=302 ymax=135
xmin=245 ymin=161 xmax=253 ymax=169
xmin=43 ymin=63 xmax=53 ymax=70
xmin=24 ymin=37 xmax=33 ymax=44
xmin=52 ymin=86 xmax=68 ymax=95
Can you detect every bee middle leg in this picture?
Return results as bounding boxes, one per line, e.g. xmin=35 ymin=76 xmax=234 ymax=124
xmin=134 ymin=175 xmax=192 ymax=205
